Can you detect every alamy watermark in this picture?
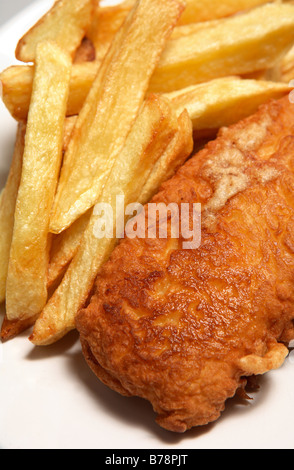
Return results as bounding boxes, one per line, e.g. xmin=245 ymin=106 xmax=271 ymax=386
xmin=93 ymin=195 xmax=201 ymax=250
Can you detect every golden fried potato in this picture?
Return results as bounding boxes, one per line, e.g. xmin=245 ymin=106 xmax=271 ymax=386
xmin=149 ymin=3 xmax=294 ymax=93
xmin=49 ymin=0 xmax=185 ymax=235
xmin=15 ymin=0 xmax=95 ymax=62
xmin=47 ymin=210 xmax=91 ymax=289
xmin=4 ymin=3 xmax=294 ymax=121
xmin=30 ymin=94 xmax=181 ymax=345
xmin=139 ymin=109 xmax=193 ymax=204
xmin=0 ymin=314 xmax=38 ymax=343
xmin=164 ymin=77 xmax=292 ymax=135
xmin=281 ymin=44 xmax=294 ymax=83
xmin=6 ymin=42 xmax=72 ymax=322
xmin=0 ymin=124 xmax=26 ymax=304
xmin=180 ymin=0 xmax=275 ymax=24
xmin=47 ymin=112 xmax=193 ymax=292
xmin=0 ymin=62 xmax=100 ymax=121
xmin=88 ymin=0 xmax=273 ymax=61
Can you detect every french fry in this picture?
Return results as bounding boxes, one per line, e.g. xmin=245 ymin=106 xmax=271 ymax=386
xmin=139 ymin=110 xmax=193 ymax=204
xmin=47 ymin=210 xmax=91 ymax=289
xmin=2 ymin=111 xmax=192 ymax=320
xmin=0 ymin=62 xmax=100 ymax=122
xmin=164 ymin=77 xmax=292 ymax=135
xmin=43 ymin=78 xmax=290 ymax=291
xmin=15 ymin=0 xmax=95 ymax=62
xmin=49 ymin=0 xmax=185 ymax=235
xmin=30 ymin=94 xmax=180 ymax=345
xmin=179 ymin=0 xmax=275 ymax=24
xmin=3 ymin=67 xmax=292 ymax=136
xmin=170 ymin=20 xmax=222 ymax=40
xmin=41 ymin=78 xmax=292 ymax=271
xmin=63 ymin=116 xmax=78 ymax=151
xmin=282 ymin=44 xmax=294 ymax=74
xmin=0 ymin=249 xmax=68 ymax=341
xmin=6 ymin=41 xmax=72 ymax=322
xmin=149 ymin=3 xmax=294 ymax=93
xmin=0 ymin=15 xmax=260 ymax=121
xmin=88 ymin=0 xmax=273 ymax=61
xmin=1 ymin=314 xmax=38 ymax=343
xmin=87 ymin=0 xmax=135 ymax=61
xmin=0 ymin=124 xmax=26 ymax=304
xmin=0 ymin=65 xmax=37 ymax=122
xmin=281 ymin=45 xmax=294 ymax=82
xmin=242 ymin=66 xmax=282 ymax=82
xmin=47 ymin=110 xmax=194 ymax=292
xmin=0 ymin=117 xmax=78 ymax=341
xmin=282 ymin=67 xmax=294 ymax=84
xmin=3 ymin=2 xmax=294 ymax=122
xmin=88 ymin=0 xmax=220 ymax=54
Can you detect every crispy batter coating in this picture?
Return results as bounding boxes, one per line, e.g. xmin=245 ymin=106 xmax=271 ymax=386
xmin=76 ymin=97 xmax=294 ymax=432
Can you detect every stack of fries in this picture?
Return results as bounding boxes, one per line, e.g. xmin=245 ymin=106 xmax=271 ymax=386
xmin=1 ymin=0 xmax=294 ymax=345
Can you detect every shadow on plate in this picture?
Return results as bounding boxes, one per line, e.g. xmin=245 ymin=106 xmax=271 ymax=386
xmin=25 ymin=331 xmax=214 ymax=443
xmin=25 ymin=329 xmax=80 ymax=359
xmin=65 ymin=338 xmax=271 ymax=444
xmin=24 ymin=329 xmax=272 ymax=444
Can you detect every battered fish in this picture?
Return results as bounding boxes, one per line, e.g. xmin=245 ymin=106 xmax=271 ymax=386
xmin=76 ymin=96 xmax=294 ymax=433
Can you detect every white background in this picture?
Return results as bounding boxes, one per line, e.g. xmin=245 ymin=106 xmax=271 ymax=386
xmin=0 ymin=0 xmax=36 ymax=26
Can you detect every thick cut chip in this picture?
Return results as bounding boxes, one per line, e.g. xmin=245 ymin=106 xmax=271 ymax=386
xmin=179 ymin=0 xmax=274 ymax=24
xmin=88 ymin=0 xmax=273 ymax=61
xmin=281 ymin=44 xmax=294 ymax=83
xmin=0 ymin=65 xmax=34 ymax=121
xmin=30 ymin=95 xmax=180 ymax=345
xmin=87 ymin=0 xmax=135 ymax=61
xmin=164 ymin=77 xmax=293 ymax=136
xmin=1 ymin=117 xmax=77 ymax=340
xmin=0 ymin=315 xmax=38 ymax=343
xmin=47 ymin=210 xmax=91 ymax=288
xmin=46 ymin=110 xmax=193 ymax=291
xmin=0 ymin=124 xmax=26 ymax=304
xmin=170 ymin=20 xmax=222 ymax=40
xmin=4 ymin=3 xmax=294 ymax=121
xmin=63 ymin=116 xmax=78 ymax=151
xmin=0 ymin=62 xmax=100 ymax=121
xmin=15 ymin=0 xmax=95 ymax=62
xmin=149 ymin=3 xmax=294 ymax=93
xmin=49 ymin=0 xmax=185 ymax=234
xmin=139 ymin=110 xmax=193 ymax=204
xmin=6 ymin=42 xmax=71 ymax=322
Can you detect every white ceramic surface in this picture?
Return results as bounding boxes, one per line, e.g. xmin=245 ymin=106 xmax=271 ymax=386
xmin=0 ymin=0 xmax=294 ymax=450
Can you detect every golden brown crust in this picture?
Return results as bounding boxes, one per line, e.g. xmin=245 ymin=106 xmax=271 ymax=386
xmin=76 ymin=96 xmax=294 ymax=432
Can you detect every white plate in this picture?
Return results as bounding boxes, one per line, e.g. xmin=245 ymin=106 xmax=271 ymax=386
xmin=0 ymin=0 xmax=294 ymax=450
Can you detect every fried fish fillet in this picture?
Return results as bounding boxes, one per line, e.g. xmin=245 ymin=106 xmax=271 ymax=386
xmin=76 ymin=96 xmax=294 ymax=433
